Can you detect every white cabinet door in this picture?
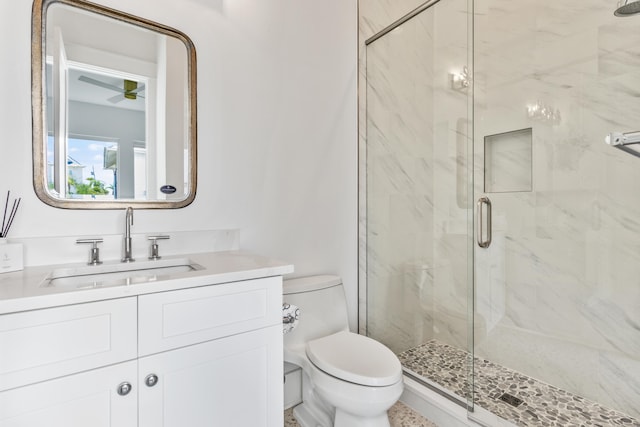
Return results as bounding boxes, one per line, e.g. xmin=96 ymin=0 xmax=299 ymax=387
xmin=0 ymin=360 xmax=137 ymax=427
xmin=0 ymin=297 xmax=137 ymax=391
xmin=139 ymin=325 xmax=283 ymax=427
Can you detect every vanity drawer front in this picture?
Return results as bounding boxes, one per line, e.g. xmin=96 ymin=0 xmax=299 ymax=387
xmin=138 ymin=276 xmax=282 ymax=356
xmin=0 ymin=297 xmax=137 ymax=392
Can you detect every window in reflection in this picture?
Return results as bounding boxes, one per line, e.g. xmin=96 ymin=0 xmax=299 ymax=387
xmin=46 ymin=135 xmax=132 ymax=200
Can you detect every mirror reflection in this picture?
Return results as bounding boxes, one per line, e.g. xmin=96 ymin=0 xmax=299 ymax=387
xmin=33 ymin=0 xmax=197 ymax=208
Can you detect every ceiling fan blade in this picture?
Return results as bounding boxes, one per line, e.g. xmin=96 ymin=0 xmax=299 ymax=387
xmin=107 ymin=93 xmax=145 ymax=104
xmin=78 ymin=75 xmax=124 ymax=93
xmin=107 ymin=93 xmax=125 ymax=103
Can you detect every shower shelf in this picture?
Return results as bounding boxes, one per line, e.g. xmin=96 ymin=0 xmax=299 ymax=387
xmin=605 ymin=131 xmax=640 ymax=158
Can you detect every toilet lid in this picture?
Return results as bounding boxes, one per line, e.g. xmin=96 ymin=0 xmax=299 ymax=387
xmin=306 ymin=331 xmax=402 ymax=387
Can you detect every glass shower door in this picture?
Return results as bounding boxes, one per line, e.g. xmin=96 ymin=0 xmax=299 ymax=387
xmin=471 ymin=0 xmax=640 ymax=424
xmin=365 ymin=0 xmax=474 ymax=407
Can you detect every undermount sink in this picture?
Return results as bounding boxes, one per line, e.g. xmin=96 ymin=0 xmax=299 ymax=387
xmin=42 ymin=257 xmax=204 ymax=289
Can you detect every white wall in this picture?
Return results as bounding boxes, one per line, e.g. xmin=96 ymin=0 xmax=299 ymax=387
xmin=0 ymin=0 xmax=358 ymax=328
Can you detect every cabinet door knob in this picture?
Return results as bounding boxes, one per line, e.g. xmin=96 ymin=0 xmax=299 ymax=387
xmin=145 ymin=374 xmax=159 ymax=387
xmin=117 ymin=382 xmax=132 ymax=396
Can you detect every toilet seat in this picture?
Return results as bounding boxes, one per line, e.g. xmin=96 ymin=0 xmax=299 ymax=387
xmin=306 ymin=331 xmax=402 ymax=387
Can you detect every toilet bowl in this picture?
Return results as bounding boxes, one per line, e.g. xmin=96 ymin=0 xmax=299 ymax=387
xmin=283 ymin=275 xmax=404 ymax=427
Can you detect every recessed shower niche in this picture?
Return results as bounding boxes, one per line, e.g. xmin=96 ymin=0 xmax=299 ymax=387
xmin=484 ymin=128 xmax=533 ymax=193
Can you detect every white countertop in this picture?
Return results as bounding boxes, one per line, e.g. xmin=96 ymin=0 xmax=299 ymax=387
xmin=0 ymin=250 xmax=294 ymax=314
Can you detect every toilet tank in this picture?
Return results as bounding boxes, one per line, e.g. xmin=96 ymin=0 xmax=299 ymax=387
xmin=283 ymin=275 xmax=350 ymax=349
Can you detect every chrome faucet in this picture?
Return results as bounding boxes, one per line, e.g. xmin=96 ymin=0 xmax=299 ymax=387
xmin=122 ymin=207 xmax=135 ymax=262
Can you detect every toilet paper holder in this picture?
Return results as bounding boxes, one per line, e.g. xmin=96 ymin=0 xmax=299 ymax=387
xmin=282 ymin=303 xmax=300 ymax=334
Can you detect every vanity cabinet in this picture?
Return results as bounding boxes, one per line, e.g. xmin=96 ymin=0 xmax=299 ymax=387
xmin=0 ymin=276 xmax=283 ymax=427
xmin=137 ymin=276 xmax=283 ymax=427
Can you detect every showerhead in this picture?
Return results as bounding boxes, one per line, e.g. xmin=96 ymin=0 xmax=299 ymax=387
xmin=614 ymin=0 xmax=640 ymax=16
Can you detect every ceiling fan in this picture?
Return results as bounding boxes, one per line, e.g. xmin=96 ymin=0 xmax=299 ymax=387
xmin=78 ymin=75 xmax=145 ymax=104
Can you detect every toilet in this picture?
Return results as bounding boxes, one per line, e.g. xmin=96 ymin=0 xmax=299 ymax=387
xmin=283 ymin=275 xmax=404 ymax=427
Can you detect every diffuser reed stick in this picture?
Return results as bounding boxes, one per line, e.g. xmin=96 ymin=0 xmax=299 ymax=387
xmin=1 ymin=191 xmax=21 ymax=238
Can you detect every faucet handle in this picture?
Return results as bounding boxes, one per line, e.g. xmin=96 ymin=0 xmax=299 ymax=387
xmin=148 ymin=235 xmax=170 ymax=260
xmin=76 ymin=238 xmax=103 ymax=265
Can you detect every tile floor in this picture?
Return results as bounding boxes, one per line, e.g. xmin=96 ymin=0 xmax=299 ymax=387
xmin=284 ymin=401 xmax=438 ymax=427
xmin=399 ymin=340 xmax=640 ymax=427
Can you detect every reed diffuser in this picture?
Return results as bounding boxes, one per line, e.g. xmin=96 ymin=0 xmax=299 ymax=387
xmin=1 ymin=191 xmax=21 ymax=238
xmin=0 ymin=191 xmax=23 ymax=273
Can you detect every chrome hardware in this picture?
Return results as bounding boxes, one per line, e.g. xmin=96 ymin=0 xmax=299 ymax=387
xmin=148 ymin=235 xmax=170 ymax=260
xmin=117 ymin=382 xmax=132 ymax=396
xmin=450 ymin=66 xmax=470 ymax=91
xmin=122 ymin=207 xmax=135 ymax=262
xmin=283 ymin=314 xmax=296 ymax=324
xmin=477 ymin=197 xmax=492 ymax=248
xmin=76 ymin=238 xmax=103 ymax=265
xmin=145 ymin=374 xmax=159 ymax=387
xmin=605 ymin=131 xmax=640 ymax=158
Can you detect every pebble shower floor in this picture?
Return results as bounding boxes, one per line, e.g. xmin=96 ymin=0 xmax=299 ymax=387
xmin=399 ymin=340 xmax=640 ymax=427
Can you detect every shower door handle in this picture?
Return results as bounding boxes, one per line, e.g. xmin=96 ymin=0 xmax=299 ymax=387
xmin=477 ymin=197 xmax=492 ymax=248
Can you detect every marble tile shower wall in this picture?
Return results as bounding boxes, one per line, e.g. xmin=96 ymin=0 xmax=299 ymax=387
xmin=364 ymin=0 xmax=471 ymax=354
xmin=360 ymin=0 xmax=640 ymax=420
xmin=365 ymin=8 xmax=437 ymax=352
xmin=358 ymin=0 xmax=431 ymax=336
xmin=473 ymin=0 xmax=640 ymax=418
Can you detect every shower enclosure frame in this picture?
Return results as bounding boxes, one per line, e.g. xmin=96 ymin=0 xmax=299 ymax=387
xmin=362 ymin=0 xmax=640 ymax=424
